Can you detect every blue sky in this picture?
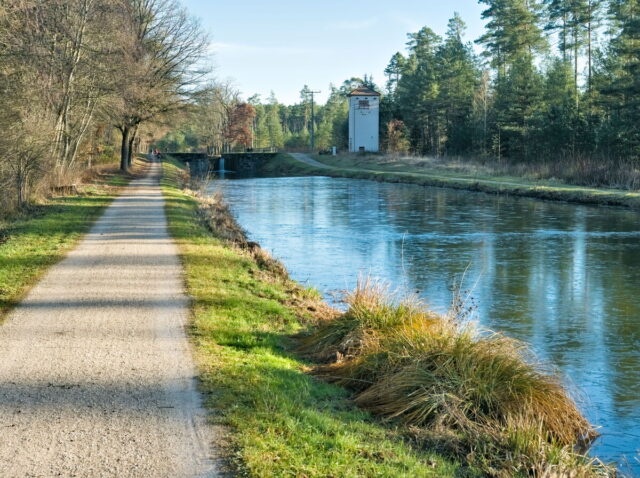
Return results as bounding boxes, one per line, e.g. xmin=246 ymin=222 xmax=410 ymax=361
xmin=183 ymin=1 xmax=487 ymax=105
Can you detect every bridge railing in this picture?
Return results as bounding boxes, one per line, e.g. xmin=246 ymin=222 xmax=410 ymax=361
xmin=229 ymin=147 xmax=278 ymax=154
xmin=167 ymin=148 xmax=279 ymax=160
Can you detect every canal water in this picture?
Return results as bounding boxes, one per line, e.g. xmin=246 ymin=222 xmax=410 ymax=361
xmin=210 ymin=175 xmax=640 ymax=474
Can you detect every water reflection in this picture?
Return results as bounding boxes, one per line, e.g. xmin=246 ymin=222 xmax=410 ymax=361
xmin=211 ymin=176 xmax=640 ymax=473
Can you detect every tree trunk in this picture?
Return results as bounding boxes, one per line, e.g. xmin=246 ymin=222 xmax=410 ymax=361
xmin=120 ymin=125 xmax=130 ymax=171
xmin=16 ymin=163 xmax=29 ymax=208
xmin=127 ymin=126 xmax=137 ymax=168
xmin=562 ymin=13 xmax=568 ymax=62
xmin=574 ymin=32 xmax=579 ymax=101
xmin=587 ymin=1 xmax=593 ymax=90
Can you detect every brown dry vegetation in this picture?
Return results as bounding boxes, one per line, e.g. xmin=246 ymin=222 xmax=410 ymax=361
xmin=339 ymin=154 xmax=640 ymax=191
xmin=299 ymin=281 xmax=613 ymax=477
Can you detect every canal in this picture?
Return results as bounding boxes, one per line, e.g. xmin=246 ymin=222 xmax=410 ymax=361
xmin=210 ymin=175 xmax=640 ymax=473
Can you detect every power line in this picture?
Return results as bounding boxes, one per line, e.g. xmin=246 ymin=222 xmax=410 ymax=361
xmin=308 ymin=89 xmax=321 ymax=151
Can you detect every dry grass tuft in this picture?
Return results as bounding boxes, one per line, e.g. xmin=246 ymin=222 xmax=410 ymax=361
xmin=298 ymin=279 xmax=440 ymax=364
xmin=301 ymin=280 xmax=611 ymax=476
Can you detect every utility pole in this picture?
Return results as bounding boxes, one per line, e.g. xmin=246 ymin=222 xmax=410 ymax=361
xmin=308 ymin=89 xmax=321 ymax=151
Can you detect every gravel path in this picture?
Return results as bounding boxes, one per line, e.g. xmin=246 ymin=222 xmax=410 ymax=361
xmin=0 ymin=159 xmax=217 ymax=477
xmin=289 ymin=153 xmax=332 ymax=169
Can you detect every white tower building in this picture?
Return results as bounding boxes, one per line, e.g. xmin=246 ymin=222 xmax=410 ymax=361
xmin=348 ymin=86 xmax=380 ymax=153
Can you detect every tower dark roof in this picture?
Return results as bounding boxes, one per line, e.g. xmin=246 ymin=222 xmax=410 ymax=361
xmin=347 ymin=86 xmax=381 ymax=97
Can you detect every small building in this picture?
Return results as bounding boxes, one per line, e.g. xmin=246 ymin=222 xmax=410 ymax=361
xmin=348 ymin=86 xmax=380 ymax=153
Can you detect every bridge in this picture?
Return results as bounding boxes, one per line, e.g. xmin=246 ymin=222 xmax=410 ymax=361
xmin=169 ymin=151 xmax=279 ymax=176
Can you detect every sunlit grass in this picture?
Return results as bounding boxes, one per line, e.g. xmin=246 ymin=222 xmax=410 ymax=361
xmin=161 ymin=157 xmax=468 ymax=477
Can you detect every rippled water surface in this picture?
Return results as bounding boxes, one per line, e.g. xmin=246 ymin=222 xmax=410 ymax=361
xmin=210 ymin=176 xmax=640 ymax=473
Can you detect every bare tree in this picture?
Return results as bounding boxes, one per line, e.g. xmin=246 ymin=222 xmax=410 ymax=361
xmin=192 ymin=81 xmax=240 ymax=155
xmin=2 ymin=0 xmax=116 ymax=179
xmin=225 ymin=103 xmax=255 ymax=150
xmin=0 ymin=0 xmax=207 ymax=212
xmin=0 ymin=2 xmax=55 ymax=209
xmin=0 ymin=100 xmax=54 ymax=207
xmin=108 ymin=0 xmax=208 ymax=170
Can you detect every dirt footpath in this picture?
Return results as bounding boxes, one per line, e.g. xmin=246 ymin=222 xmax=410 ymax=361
xmin=0 ymin=160 xmax=217 ymax=477
xmin=289 ymin=153 xmax=332 ymax=169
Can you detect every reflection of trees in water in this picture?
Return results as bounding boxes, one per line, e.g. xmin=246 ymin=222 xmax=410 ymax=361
xmin=368 ymin=182 xmax=640 ymax=426
xmin=218 ymin=176 xmax=640 ymax=460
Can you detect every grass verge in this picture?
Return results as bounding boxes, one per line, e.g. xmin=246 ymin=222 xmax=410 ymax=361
xmin=161 ymin=157 xmax=468 ymax=477
xmin=0 ymin=159 xmax=146 ymax=321
xmin=261 ymin=153 xmax=640 ymax=210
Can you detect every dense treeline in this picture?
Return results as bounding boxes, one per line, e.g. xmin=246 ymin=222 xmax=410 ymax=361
xmin=392 ymin=0 xmax=639 ymax=170
xmin=160 ymin=82 xmax=356 ymax=153
xmin=0 ymin=0 xmax=206 ymax=214
xmin=170 ymin=0 xmax=637 ymax=187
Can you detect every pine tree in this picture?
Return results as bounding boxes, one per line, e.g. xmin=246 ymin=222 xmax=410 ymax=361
xmin=602 ymin=0 xmax=640 ymax=158
xmin=472 ymin=70 xmax=493 ymax=155
xmin=493 ymin=55 xmax=544 ymax=160
xmin=384 ymin=52 xmax=406 ymax=95
xmin=544 ymin=0 xmax=571 ymax=61
xmin=544 ymin=0 xmax=604 ymax=93
xmin=538 ymin=58 xmax=579 ymax=157
xmin=436 ymin=13 xmax=480 ymax=153
xmin=478 ymin=0 xmax=547 ymax=160
xmin=584 ymin=0 xmax=604 ymax=89
xmin=478 ymin=0 xmax=547 ymax=75
xmin=265 ymin=92 xmax=284 ymax=148
xmin=396 ymin=27 xmax=442 ymax=154
xmin=248 ymin=95 xmax=268 ymax=149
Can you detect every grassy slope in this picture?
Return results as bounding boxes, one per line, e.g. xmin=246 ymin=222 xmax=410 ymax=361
xmin=161 ymin=158 xmax=470 ymax=477
xmin=261 ymin=154 xmax=640 ymax=210
xmin=0 ymin=165 xmax=137 ymax=321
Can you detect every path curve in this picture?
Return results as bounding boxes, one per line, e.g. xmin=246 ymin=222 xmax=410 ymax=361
xmin=0 ymin=159 xmax=217 ymax=477
xmin=289 ymin=152 xmax=332 ymax=169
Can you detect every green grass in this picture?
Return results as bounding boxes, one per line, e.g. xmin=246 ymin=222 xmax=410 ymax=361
xmin=161 ymin=157 xmax=470 ymax=477
xmin=0 ymin=167 xmax=134 ymax=320
xmin=261 ymin=153 xmax=640 ymax=210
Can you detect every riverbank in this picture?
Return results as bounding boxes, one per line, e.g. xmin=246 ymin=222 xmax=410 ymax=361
xmin=263 ymin=153 xmax=640 ymax=210
xmin=162 ymin=157 xmax=613 ymax=477
xmin=161 ymin=157 xmax=467 ymax=477
xmin=0 ymin=159 xmax=146 ymax=322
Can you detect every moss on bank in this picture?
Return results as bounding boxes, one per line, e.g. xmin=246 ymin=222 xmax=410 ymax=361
xmin=161 ymin=157 xmax=467 ymax=477
xmin=260 ymin=153 xmax=640 ymax=210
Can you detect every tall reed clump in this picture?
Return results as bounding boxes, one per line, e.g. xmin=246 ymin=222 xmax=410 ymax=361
xmin=299 ymin=280 xmax=612 ymax=476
